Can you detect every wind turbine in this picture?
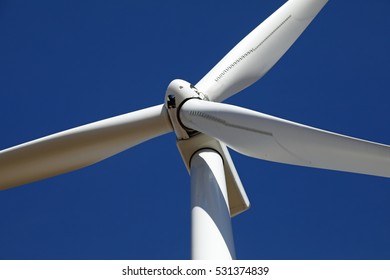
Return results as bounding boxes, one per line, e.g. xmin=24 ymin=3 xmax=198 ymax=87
xmin=1 ymin=0 xmax=389 ymax=259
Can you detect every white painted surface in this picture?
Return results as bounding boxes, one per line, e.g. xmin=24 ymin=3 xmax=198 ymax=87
xmin=181 ymin=99 xmax=390 ymax=178
xmin=190 ymin=149 xmax=235 ymax=260
xmin=0 ymin=104 xmax=172 ymax=190
xmin=196 ymin=0 xmax=328 ymax=102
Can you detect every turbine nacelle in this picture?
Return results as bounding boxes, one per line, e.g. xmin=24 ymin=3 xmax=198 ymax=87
xmin=165 ymin=79 xmax=250 ymax=217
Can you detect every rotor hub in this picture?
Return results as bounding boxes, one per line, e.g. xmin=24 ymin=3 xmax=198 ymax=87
xmin=164 ymin=79 xmax=208 ymax=140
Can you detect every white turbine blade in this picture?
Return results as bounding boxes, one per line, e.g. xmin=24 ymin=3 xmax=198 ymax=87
xmin=196 ymin=0 xmax=328 ymax=102
xmin=0 ymin=104 xmax=172 ymax=190
xmin=180 ymin=99 xmax=390 ymax=178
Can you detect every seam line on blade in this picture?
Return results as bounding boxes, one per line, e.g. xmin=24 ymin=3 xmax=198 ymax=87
xmin=188 ymin=111 xmax=272 ymax=136
xmin=214 ymin=15 xmax=292 ymax=82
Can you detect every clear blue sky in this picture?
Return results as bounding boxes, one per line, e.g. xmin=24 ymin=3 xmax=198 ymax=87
xmin=0 ymin=0 xmax=389 ymax=260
